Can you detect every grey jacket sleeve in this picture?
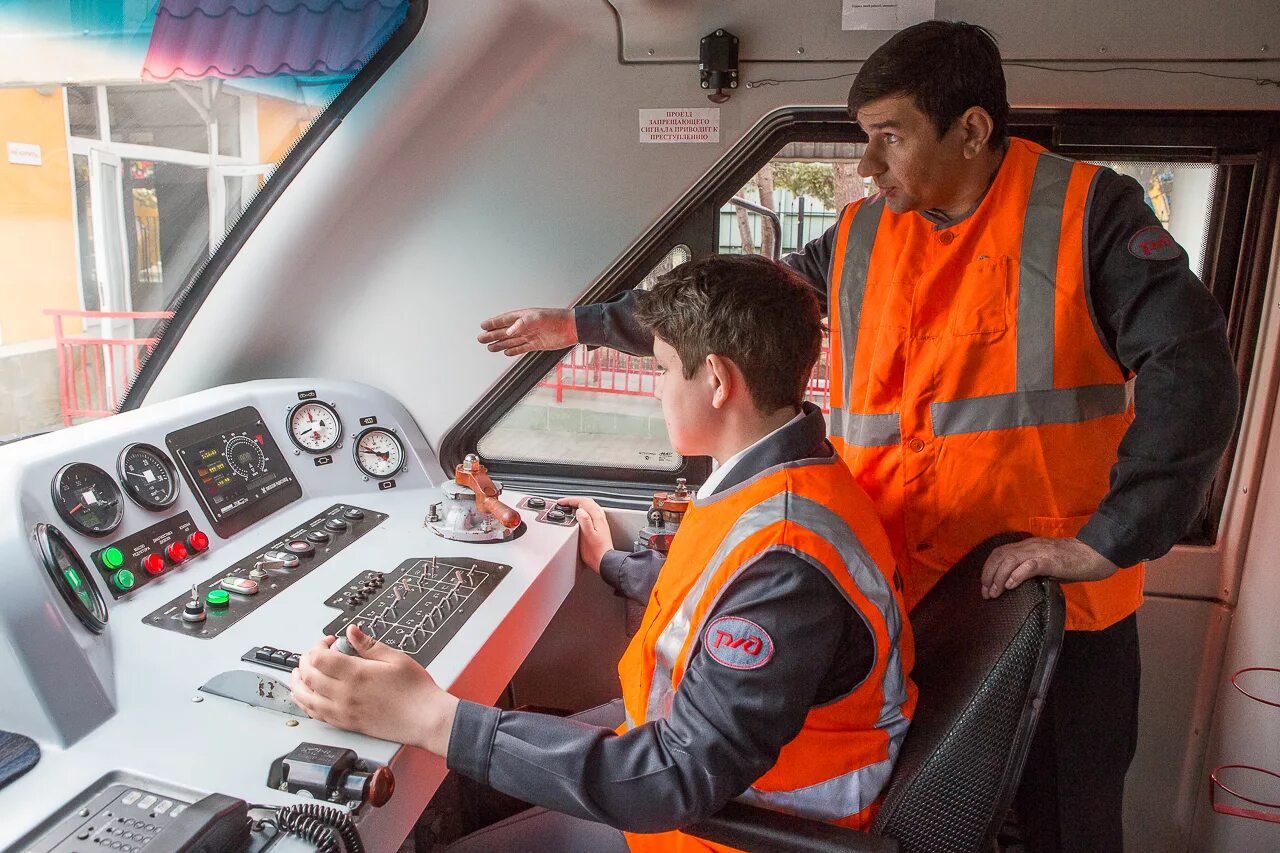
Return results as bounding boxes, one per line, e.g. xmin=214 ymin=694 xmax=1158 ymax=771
xmin=445 ymin=553 xmax=870 ymax=832
xmin=1078 ymin=170 xmax=1239 ymax=567
xmin=599 ymin=548 xmax=664 ymax=603
xmin=780 ymin=220 xmax=838 ymax=316
xmin=573 ymin=290 xmax=653 ymax=356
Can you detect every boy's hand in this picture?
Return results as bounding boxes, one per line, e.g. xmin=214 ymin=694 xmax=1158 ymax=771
xmin=290 ymin=624 xmax=459 ymax=755
xmin=477 ymin=308 xmax=577 ymax=356
xmin=555 ymin=496 xmax=612 ymax=573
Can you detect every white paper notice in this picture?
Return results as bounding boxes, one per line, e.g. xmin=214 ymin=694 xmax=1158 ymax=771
xmin=7 ymin=142 xmax=42 ymax=166
xmin=841 ymin=0 xmax=935 ymax=31
xmin=639 ymin=108 xmax=720 ymax=144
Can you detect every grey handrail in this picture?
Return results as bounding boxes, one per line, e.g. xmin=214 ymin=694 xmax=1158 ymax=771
xmin=729 ymin=196 xmax=783 ymax=260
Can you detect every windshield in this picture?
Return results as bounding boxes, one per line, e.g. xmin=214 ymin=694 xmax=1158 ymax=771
xmin=0 ymin=0 xmax=411 ymax=442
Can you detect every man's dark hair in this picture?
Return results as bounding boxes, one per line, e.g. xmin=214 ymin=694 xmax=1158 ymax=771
xmin=848 ymin=20 xmax=1009 ymax=149
xmin=633 ymin=254 xmax=822 ymax=414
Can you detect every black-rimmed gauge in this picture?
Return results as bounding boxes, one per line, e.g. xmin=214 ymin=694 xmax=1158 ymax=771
xmin=287 ymin=401 xmax=343 ymax=453
xmin=51 ymin=462 xmax=124 ymax=537
xmin=225 ymin=434 xmax=267 ymax=479
xmin=117 ymin=443 xmax=179 ymax=510
xmin=35 ymin=523 xmax=108 ymax=633
xmin=353 ymin=426 xmax=405 ymax=479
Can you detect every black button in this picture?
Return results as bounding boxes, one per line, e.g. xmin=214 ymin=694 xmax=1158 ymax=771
xmin=286 ymin=540 xmax=315 ymax=556
xmin=255 ymin=647 xmax=275 ymax=661
xmin=306 ymin=530 xmax=331 ymax=544
xmin=526 ymin=497 xmax=546 ymax=509
xmin=270 ymin=650 xmax=290 ymax=665
xmin=285 ymin=654 xmax=301 ymax=668
xmin=546 ymin=509 xmax=567 ymax=522
xmin=324 ymin=518 xmax=349 ymax=532
xmin=344 ymin=507 xmax=365 ymax=520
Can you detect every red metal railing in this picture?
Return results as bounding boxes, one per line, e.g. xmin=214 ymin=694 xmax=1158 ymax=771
xmin=45 ymin=309 xmax=175 ymax=425
xmin=540 ymin=337 xmax=832 ymax=412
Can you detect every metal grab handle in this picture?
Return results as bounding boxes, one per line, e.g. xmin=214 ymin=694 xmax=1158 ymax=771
xmin=729 ymin=196 xmax=782 ymax=260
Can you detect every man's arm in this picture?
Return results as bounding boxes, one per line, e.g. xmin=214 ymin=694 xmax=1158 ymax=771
xmin=446 ymin=554 xmax=870 ymax=832
xmin=984 ymin=170 xmax=1239 ymax=594
xmin=1076 ymin=170 xmax=1239 ymax=568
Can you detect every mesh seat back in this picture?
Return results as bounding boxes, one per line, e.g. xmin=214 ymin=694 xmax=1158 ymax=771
xmin=871 ymin=533 xmax=1065 ymax=853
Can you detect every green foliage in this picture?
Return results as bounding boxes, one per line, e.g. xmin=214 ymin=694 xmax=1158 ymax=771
xmin=771 ymin=162 xmax=835 ymax=208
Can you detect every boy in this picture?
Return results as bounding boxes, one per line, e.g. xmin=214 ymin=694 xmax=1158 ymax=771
xmin=292 ymin=254 xmax=916 ymax=851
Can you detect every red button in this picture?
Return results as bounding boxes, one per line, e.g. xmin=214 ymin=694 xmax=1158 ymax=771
xmin=938 ymin=231 xmax=955 ymax=245
xmin=908 ymin=438 xmax=926 ymax=452
xmin=187 ymin=531 xmax=209 ymax=552
xmin=166 ymin=541 xmax=189 ymax=563
xmin=141 ymin=553 xmax=165 ymax=575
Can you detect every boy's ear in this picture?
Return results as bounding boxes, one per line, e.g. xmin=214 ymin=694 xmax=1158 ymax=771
xmin=705 ymin=354 xmax=735 ymax=410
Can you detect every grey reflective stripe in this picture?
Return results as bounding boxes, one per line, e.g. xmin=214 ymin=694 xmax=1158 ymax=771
xmin=647 ymin=496 xmax=789 ymax=721
xmin=624 ymin=707 xmax=636 ymax=730
xmin=931 ymin=383 xmax=1129 ymax=436
xmin=1017 ymin=153 xmax=1075 ymax=391
xmin=736 ymin=727 xmax=907 ymax=821
xmin=836 ymin=197 xmax=886 ymax=403
xmin=828 ymin=408 xmax=901 ymax=447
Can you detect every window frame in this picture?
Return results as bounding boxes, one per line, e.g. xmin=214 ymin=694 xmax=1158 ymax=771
xmin=448 ymin=107 xmax=1278 ymax=532
xmin=119 ymin=0 xmax=429 ymax=409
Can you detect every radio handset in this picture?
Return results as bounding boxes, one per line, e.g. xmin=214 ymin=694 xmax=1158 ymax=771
xmin=144 ymin=792 xmax=250 ymax=853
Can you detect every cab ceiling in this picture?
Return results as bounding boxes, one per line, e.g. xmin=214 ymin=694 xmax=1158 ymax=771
xmin=610 ymin=0 xmax=1275 ymax=62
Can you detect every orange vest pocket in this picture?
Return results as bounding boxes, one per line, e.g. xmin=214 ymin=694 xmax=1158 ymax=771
xmin=1027 ymin=514 xmax=1092 ymax=539
xmin=949 ymin=255 xmax=1011 ymax=336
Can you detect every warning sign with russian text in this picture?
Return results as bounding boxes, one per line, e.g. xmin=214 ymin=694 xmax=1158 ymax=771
xmin=639 ymin=108 xmax=720 ymax=143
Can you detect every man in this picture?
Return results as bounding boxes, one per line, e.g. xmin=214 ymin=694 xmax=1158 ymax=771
xmin=296 ymin=255 xmax=915 ymax=850
xmin=476 ymin=20 xmax=1238 ymax=852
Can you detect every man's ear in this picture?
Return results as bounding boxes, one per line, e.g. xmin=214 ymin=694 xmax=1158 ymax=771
xmin=957 ymin=106 xmax=994 ymax=158
xmin=705 ymin=354 xmax=738 ymax=410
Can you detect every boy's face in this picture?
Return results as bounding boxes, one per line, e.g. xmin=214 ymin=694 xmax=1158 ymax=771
xmin=654 ymin=337 xmax=715 ymax=457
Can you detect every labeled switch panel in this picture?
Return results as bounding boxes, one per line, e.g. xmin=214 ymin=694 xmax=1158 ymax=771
xmin=143 ymin=503 xmax=385 ymax=639
xmin=90 ymin=512 xmax=209 ymax=599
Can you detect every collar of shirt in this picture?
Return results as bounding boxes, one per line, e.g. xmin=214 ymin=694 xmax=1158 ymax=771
xmin=697 ymin=410 xmax=807 ymax=500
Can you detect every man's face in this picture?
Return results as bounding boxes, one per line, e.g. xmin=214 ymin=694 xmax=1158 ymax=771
xmin=855 ymin=94 xmax=970 ymax=215
xmin=653 ymin=337 xmax=714 ymax=457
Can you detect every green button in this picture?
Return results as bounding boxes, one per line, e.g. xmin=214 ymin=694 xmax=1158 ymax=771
xmin=63 ymin=568 xmax=83 ymax=589
xmin=206 ymin=589 xmax=230 ymax=607
xmin=101 ymin=547 xmax=124 ymax=570
xmin=112 ymin=569 xmax=136 ymax=591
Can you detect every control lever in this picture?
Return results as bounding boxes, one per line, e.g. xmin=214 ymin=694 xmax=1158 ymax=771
xmin=268 ymin=742 xmax=395 ymax=807
xmin=453 ymin=454 xmax=520 ymax=529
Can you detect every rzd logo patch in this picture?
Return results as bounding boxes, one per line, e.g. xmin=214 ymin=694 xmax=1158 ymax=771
xmin=1126 ymin=225 xmax=1181 ymax=261
xmin=704 ymin=616 xmax=774 ymax=670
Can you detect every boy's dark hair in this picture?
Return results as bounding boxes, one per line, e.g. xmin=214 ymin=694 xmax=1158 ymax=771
xmin=634 ymin=255 xmax=822 ymax=413
xmin=848 ymin=20 xmax=1008 ymax=149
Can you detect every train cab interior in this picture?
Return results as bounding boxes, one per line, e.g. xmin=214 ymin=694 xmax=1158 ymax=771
xmin=1 ymin=1 xmax=1279 ymax=851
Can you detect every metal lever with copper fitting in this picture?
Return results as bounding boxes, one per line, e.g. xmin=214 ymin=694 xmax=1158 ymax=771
xmin=454 ymin=454 xmax=520 ymax=529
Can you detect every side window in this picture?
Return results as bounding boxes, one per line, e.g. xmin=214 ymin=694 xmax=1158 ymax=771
xmin=0 ymin=1 xmax=419 ymax=440
xmin=477 ymin=246 xmax=691 ymax=471
xmin=717 ymin=144 xmax=871 ymax=415
xmin=1091 ymin=162 xmax=1218 ymax=280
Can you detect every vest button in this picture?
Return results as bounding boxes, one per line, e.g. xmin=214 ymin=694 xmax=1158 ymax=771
xmin=937 ymin=231 xmax=955 ymax=245
xmin=908 ymin=438 xmax=926 ymax=452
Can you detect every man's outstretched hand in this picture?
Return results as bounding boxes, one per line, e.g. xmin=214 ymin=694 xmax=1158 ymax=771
xmin=478 ymin=308 xmax=577 ymax=356
xmin=980 ymin=537 xmax=1119 ymax=599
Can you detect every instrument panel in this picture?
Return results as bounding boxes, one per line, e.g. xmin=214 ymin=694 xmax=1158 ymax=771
xmin=0 ymin=378 xmax=577 ymax=853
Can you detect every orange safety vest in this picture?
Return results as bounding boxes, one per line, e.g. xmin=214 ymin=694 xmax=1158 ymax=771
xmin=827 ymin=137 xmax=1142 ymax=631
xmin=618 ymin=455 xmax=917 ymax=852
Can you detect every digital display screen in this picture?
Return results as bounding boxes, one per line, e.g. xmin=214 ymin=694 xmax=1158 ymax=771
xmin=166 ymin=407 xmax=302 ymax=537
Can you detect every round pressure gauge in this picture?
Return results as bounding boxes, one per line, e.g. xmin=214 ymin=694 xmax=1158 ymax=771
xmin=51 ymin=462 xmax=124 ymax=537
xmin=117 ymin=443 xmax=180 ymax=510
xmin=353 ymin=427 xmax=404 ymax=480
xmin=287 ymin=401 xmax=343 ymax=453
xmin=35 ymin=523 xmax=108 ymax=633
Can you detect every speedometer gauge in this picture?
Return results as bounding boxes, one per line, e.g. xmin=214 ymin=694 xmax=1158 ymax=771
xmin=51 ymin=462 xmax=124 ymax=537
xmin=353 ymin=426 xmax=404 ymax=479
xmin=287 ymin=401 xmax=342 ymax=453
xmin=117 ymin=443 xmax=179 ymax=510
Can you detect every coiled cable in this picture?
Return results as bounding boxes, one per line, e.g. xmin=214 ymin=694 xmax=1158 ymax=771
xmin=273 ymin=802 xmax=365 ymax=853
